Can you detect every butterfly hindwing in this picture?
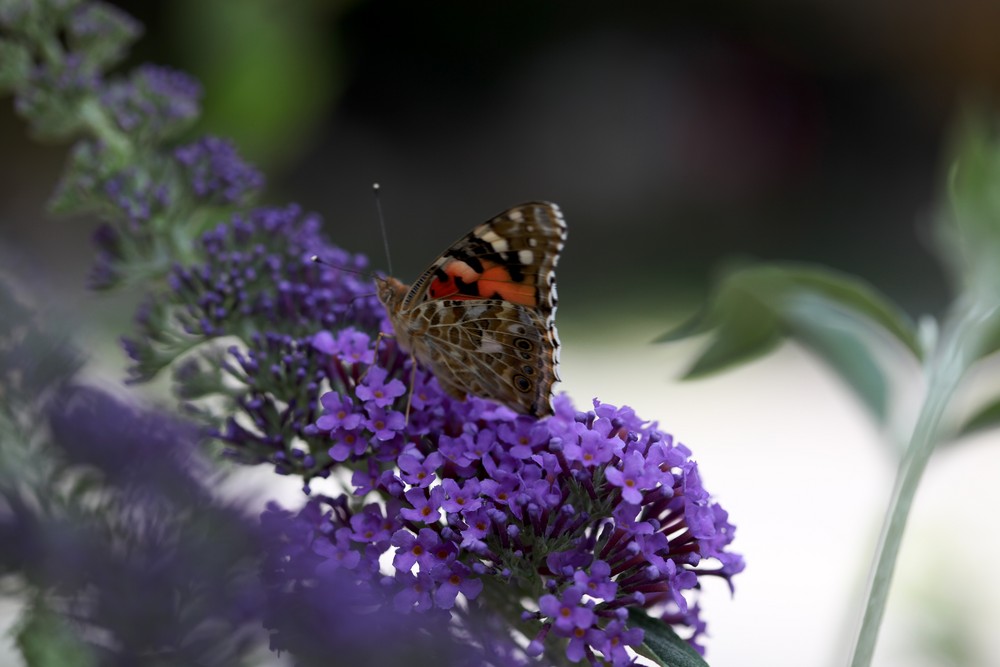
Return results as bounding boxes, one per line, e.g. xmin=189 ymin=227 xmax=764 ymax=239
xmin=412 ymin=299 xmax=559 ymax=417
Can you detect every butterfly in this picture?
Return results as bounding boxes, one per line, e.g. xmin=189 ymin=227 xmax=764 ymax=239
xmin=374 ymin=202 xmax=566 ymax=418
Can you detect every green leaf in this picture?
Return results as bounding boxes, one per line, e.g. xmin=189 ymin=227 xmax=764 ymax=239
xmin=958 ymin=395 xmax=1000 ymax=436
xmin=974 ymin=310 xmax=1000 ymax=362
xmin=929 ymin=109 xmax=1000 ymax=368
xmin=627 ymin=609 xmax=710 ymax=667
xmin=682 ymin=302 xmax=782 ymax=379
xmin=938 ymin=110 xmax=1000 ymax=305
xmin=781 ymin=292 xmax=891 ymax=419
xmin=657 ymin=263 xmax=920 ymax=420
xmin=14 ymin=599 xmax=96 ymax=667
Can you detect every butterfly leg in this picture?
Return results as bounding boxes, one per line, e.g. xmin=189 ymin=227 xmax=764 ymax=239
xmin=403 ymin=353 xmax=418 ymax=424
xmin=360 ymin=330 xmax=418 ymax=423
xmin=359 ymin=331 xmax=393 ymax=384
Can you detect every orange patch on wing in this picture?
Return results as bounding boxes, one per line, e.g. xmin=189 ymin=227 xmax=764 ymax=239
xmin=427 ymin=260 xmax=478 ymax=299
xmin=428 ymin=275 xmax=460 ymax=299
xmin=427 ymin=259 xmax=537 ymax=305
xmin=478 ymin=264 xmax=536 ymax=305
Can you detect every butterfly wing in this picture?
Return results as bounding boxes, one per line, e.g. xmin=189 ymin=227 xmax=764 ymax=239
xmin=398 ymin=202 xmax=566 ymax=416
xmin=410 ymin=299 xmax=560 ymax=417
xmin=401 ymin=201 xmax=565 ymax=316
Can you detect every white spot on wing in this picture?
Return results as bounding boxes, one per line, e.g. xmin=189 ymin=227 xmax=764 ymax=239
xmin=509 ymin=209 xmax=525 ymax=222
xmin=518 ymin=249 xmax=534 ymax=265
xmin=480 ymin=230 xmax=509 ymax=252
xmin=478 ymin=333 xmax=504 ymax=355
xmin=465 ymin=304 xmax=488 ymax=319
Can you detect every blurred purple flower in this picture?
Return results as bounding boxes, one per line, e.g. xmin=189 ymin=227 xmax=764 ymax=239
xmin=261 ymin=499 xmax=532 ymax=666
xmin=13 ymin=54 xmax=101 ymax=137
xmin=102 ymin=166 xmax=172 ymax=227
xmin=174 ymin=135 xmax=264 ymax=205
xmin=101 ymin=64 xmax=201 ymax=141
xmin=66 ymin=1 xmax=143 ymax=70
xmin=0 ymin=384 xmax=266 ymax=665
xmin=68 ymin=2 xmax=143 ymax=41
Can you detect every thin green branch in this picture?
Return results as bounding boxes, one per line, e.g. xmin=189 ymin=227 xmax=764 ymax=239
xmin=77 ymin=97 xmax=132 ymax=163
xmin=849 ymin=301 xmax=985 ymax=666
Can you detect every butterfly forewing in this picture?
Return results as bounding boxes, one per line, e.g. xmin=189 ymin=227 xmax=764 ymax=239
xmin=380 ymin=202 xmax=566 ymax=417
xmin=403 ymin=202 xmax=565 ymax=313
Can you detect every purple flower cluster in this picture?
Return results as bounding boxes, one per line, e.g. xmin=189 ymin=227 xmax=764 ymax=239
xmin=102 ymin=166 xmax=173 ymax=227
xmin=68 ymin=1 xmax=142 ymax=39
xmin=54 ymin=138 xmax=172 ymax=222
xmin=302 ymin=315 xmax=744 ymax=663
xmin=165 ymin=204 xmax=377 ymax=339
xmin=66 ymin=1 xmax=142 ymax=70
xmin=50 ymin=139 xmax=179 ymax=289
xmin=215 ymin=331 xmax=338 ymax=476
xmin=123 ymin=204 xmax=386 ymax=478
xmin=174 ymin=135 xmax=265 ymax=205
xmin=261 ymin=497 xmax=533 ymax=667
xmin=25 ymin=52 xmax=100 ymax=94
xmin=101 ymin=64 xmax=201 ymax=143
xmin=13 ymin=53 xmax=101 ymax=137
xmin=9 ymin=384 xmax=267 ymax=666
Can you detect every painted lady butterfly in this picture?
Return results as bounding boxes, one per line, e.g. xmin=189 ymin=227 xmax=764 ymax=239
xmin=375 ymin=202 xmax=566 ymax=417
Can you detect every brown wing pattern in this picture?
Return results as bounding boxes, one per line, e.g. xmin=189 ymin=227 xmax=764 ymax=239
xmin=410 ymin=298 xmax=560 ymax=417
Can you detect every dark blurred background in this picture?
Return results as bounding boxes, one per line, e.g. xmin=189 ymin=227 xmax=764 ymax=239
xmin=5 ymin=0 xmax=1000 ymax=326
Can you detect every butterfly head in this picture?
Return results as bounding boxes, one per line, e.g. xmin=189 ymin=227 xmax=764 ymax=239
xmin=373 ymin=275 xmax=409 ymax=311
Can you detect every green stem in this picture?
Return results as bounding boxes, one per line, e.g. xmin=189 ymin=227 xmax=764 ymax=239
xmin=848 ymin=306 xmax=978 ymax=666
xmin=848 ymin=382 xmax=953 ymax=665
xmin=77 ymin=97 xmax=132 ymax=164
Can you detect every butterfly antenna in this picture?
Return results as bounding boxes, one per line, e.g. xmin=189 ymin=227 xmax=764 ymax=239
xmin=373 ymin=182 xmax=394 ymax=277
xmin=309 ymin=256 xmax=377 ymax=317
xmin=310 ymin=255 xmax=367 ymax=277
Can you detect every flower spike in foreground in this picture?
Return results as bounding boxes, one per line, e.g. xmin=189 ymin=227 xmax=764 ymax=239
xmin=306 ymin=318 xmax=745 ymax=662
